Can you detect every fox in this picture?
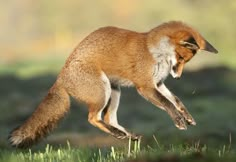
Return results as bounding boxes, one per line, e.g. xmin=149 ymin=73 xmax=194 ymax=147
xmin=9 ymin=21 xmax=218 ymax=148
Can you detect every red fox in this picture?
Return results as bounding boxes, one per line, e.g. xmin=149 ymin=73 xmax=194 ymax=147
xmin=9 ymin=21 xmax=218 ymax=148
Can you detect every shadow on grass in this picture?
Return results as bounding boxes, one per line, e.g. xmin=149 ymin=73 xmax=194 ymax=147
xmin=0 ymin=66 xmax=235 ymax=149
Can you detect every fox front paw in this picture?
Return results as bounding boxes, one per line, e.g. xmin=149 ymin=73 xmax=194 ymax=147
xmin=178 ymin=107 xmax=196 ymax=126
xmin=185 ymin=116 xmax=196 ymax=126
xmin=174 ymin=116 xmax=187 ymax=130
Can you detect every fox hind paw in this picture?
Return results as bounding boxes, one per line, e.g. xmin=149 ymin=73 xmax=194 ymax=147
xmin=128 ymin=133 xmax=142 ymax=141
xmin=109 ymin=126 xmax=142 ymax=141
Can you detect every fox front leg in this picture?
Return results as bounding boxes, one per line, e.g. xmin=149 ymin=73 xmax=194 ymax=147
xmin=156 ymin=83 xmax=196 ymax=126
xmin=137 ymin=86 xmax=187 ymax=130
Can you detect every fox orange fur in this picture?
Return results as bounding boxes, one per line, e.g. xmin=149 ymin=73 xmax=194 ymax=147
xmin=9 ymin=21 xmax=218 ymax=148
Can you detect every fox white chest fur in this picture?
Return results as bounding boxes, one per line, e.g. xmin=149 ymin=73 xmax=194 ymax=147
xmin=149 ymin=37 xmax=176 ymax=84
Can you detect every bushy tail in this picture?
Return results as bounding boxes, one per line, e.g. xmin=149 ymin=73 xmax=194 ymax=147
xmin=8 ymin=83 xmax=70 ymax=148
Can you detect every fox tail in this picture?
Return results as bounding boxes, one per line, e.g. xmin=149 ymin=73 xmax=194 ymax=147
xmin=8 ymin=83 xmax=70 ymax=148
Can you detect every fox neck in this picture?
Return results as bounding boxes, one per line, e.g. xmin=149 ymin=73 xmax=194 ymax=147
xmin=148 ymin=37 xmax=177 ymax=84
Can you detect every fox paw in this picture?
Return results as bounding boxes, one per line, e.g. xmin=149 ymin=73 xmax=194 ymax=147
xmin=180 ymin=110 xmax=196 ymax=126
xmin=174 ymin=116 xmax=187 ymax=130
xmin=112 ymin=129 xmax=142 ymax=141
xmin=185 ymin=117 xmax=196 ymax=126
xmin=110 ymin=129 xmax=127 ymax=139
xmin=177 ymin=106 xmax=196 ymax=126
xmin=128 ymin=133 xmax=142 ymax=141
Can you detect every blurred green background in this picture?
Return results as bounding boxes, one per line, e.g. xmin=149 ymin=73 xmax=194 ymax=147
xmin=0 ymin=0 xmax=235 ymax=149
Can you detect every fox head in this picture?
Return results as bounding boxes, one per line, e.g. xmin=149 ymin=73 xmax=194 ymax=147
xmin=148 ymin=21 xmax=218 ymax=79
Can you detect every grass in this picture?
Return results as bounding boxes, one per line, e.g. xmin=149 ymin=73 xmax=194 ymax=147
xmin=0 ymin=140 xmax=235 ymax=162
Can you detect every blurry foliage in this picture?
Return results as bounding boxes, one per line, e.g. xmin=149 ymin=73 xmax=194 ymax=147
xmin=0 ymin=0 xmax=236 ymax=76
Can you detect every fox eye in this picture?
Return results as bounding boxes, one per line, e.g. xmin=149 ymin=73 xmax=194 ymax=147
xmin=179 ymin=37 xmax=199 ymax=51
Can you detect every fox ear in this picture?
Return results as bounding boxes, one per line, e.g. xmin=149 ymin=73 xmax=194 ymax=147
xmin=179 ymin=37 xmax=199 ymax=51
xmin=203 ymin=39 xmax=218 ymax=54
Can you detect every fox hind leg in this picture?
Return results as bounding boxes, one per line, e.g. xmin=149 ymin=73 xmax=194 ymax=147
xmin=103 ymin=84 xmax=141 ymax=140
xmin=66 ymin=69 xmax=128 ymax=139
xmin=86 ymin=73 xmax=129 ymax=139
xmin=103 ymin=84 xmax=123 ymax=130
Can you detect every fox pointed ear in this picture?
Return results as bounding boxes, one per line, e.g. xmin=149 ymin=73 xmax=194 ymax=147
xmin=179 ymin=37 xmax=199 ymax=51
xmin=203 ymin=39 xmax=218 ymax=54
